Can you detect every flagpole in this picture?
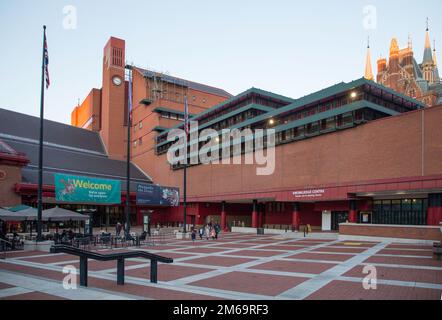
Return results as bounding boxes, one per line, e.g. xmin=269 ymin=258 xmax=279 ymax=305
xmin=37 ymin=25 xmax=46 ymax=242
xmin=183 ymin=96 xmax=188 ymax=234
xmin=125 ymin=67 xmax=132 ymax=237
xmin=183 ymin=150 xmax=187 ymax=234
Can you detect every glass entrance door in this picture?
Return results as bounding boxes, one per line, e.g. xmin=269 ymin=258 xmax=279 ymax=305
xmin=331 ymin=211 xmax=349 ymax=231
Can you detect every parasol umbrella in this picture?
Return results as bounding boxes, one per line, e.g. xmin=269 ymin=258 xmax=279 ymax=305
xmin=42 ymin=207 xmax=89 ymax=222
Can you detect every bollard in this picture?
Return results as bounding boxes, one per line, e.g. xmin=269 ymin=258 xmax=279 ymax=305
xmin=79 ymin=256 xmax=88 ymax=287
xmin=150 ymin=259 xmax=158 ymax=283
xmin=117 ymin=258 xmax=125 ymax=285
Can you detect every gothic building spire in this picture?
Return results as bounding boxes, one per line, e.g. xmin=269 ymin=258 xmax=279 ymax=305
xmin=423 ymin=18 xmax=433 ymax=64
xmin=364 ymin=37 xmax=374 ymax=81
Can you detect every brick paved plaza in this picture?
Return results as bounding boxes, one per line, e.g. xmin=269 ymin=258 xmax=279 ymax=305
xmin=0 ymin=233 xmax=441 ymax=300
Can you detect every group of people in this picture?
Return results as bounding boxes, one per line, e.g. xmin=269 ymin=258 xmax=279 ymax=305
xmin=53 ymin=229 xmax=76 ymax=244
xmin=191 ymin=222 xmax=221 ymax=242
xmin=0 ymin=230 xmax=23 ymax=251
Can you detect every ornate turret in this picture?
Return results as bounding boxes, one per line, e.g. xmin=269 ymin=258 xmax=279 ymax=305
xmin=389 ymin=38 xmax=400 ymax=73
xmin=390 ymin=38 xmax=400 ymax=57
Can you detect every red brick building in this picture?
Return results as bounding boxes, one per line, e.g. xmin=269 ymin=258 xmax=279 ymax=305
xmin=2 ymin=36 xmax=442 ymax=232
xmin=371 ymin=25 xmax=442 ymax=107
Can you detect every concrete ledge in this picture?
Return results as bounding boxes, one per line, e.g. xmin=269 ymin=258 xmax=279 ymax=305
xmin=339 ymin=223 xmax=442 ymax=243
xmin=231 ymin=227 xmax=257 ymax=234
xmin=338 ymin=234 xmax=437 ymax=245
xmin=262 ymin=229 xmax=292 ymax=235
xmin=23 ymin=240 xmax=54 ymax=253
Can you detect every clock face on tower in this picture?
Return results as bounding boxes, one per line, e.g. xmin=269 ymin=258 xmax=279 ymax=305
xmin=112 ymin=76 xmax=122 ymax=86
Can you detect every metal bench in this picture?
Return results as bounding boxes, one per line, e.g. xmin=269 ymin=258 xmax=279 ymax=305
xmin=50 ymin=245 xmax=173 ymax=287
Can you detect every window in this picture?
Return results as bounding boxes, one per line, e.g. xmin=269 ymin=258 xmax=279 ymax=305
xmin=133 ymin=140 xmax=138 ymax=148
xmin=372 ymin=198 xmax=426 ymax=225
xmin=139 ymin=137 xmax=143 ymax=146
xmin=139 ymin=121 xmax=143 ymax=129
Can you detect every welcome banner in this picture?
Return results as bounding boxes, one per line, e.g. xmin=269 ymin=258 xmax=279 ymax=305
xmin=54 ymin=173 xmax=121 ymax=204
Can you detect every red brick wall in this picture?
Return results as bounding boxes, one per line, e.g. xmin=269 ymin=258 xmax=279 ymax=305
xmin=147 ymin=105 xmax=442 ymax=202
xmin=0 ymin=164 xmax=21 ymax=207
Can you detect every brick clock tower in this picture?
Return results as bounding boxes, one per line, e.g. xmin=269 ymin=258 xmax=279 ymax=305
xmin=100 ymin=37 xmax=127 ymax=160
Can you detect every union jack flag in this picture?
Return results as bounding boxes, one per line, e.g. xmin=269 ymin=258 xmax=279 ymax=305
xmin=184 ymin=96 xmax=190 ymax=135
xmin=44 ymin=30 xmax=50 ymax=89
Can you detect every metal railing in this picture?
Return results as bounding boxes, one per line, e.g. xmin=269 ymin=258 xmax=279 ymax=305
xmin=50 ymin=245 xmax=173 ymax=286
xmin=0 ymin=238 xmax=13 ymax=260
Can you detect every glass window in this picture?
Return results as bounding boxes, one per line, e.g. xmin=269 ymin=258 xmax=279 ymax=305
xmin=342 ymin=112 xmax=353 ymax=125
xmin=373 ymin=200 xmax=382 ymax=224
xmin=392 ymin=200 xmax=401 ymax=225
xmin=382 ymin=200 xmax=391 ymax=224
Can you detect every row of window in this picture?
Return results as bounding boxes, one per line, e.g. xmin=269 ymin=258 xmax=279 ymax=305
xmin=372 ymin=199 xmax=428 ymax=225
xmin=159 ymin=111 xmax=185 ymax=121
xmin=197 ymin=94 xmax=288 ymax=126
xmin=133 ymin=121 xmax=143 ymax=132
xmin=157 ymin=109 xmax=381 ymax=160
xmin=133 ymin=137 xmax=143 ymax=148
xmin=155 ymin=108 xmax=266 ymax=146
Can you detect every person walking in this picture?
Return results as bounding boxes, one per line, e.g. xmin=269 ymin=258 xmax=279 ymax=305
xmin=214 ymin=223 xmax=221 ymax=239
xmin=199 ymin=227 xmax=204 ymax=240
xmin=191 ymin=229 xmax=196 ymax=243
xmin=205 ymin=224 xmax=210 ymax=240
xmin=116 ymin=222 xmax=122 ymax=236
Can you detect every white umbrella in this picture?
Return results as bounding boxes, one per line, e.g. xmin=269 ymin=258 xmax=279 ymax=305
xmin=42 ymin=207 xmax=89 ymax=222
xmin=0 ymin=207 xmax=37 ymax=221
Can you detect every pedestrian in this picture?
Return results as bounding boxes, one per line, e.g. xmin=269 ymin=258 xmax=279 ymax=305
xmin=199 ymin=227 xmax=204 ymax=240
xmin=191 ymin=229 xmax=196 ymax=243
xmin=210 ymin=228 xmax=216 ymax=240
xmin=116 ymin=222 xmax=122 ymax=236
xmin=205 ymin=225 xmax=210 ymax=240
xmin=214 ymin=223 xmax=220 ymax=239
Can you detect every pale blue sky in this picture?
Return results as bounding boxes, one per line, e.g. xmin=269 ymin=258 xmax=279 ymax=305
xmin=0 ymin=0 xmax=440 ymax=124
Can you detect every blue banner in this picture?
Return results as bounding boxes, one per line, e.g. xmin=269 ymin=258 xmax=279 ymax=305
xmin=136 ymin=184 xmax=180 ymax=207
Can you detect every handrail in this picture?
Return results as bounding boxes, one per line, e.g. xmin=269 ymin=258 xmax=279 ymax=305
xmin=50 ymin=245 xmax=173 ymax=286
xmin=0 ymin=238 xmax=13 ymax=259
xmin=50 ymin=245 xmax=173 ymax=263
xmin=0 ymin=238 xmax=12 ymax=246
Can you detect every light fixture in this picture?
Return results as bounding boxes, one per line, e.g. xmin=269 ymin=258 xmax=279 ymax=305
xmin=215 ymin=137 xmax=220 ymax=143
xmin=350 ymin=91 xmax=357 ymax=99
xmin=268 ymin=119 xmax=275 ymax=125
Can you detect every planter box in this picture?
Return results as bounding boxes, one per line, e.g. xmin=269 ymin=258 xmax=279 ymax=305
xmin=176 ymin=232 xmax=191 ymax=240
xmin=23 ymin=240 xmax=54 ymax=253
